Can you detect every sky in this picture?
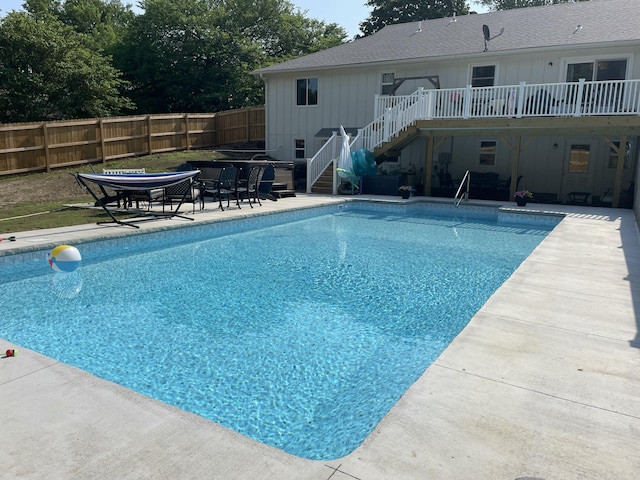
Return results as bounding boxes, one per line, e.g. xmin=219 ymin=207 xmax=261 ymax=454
xmin=292 ymin=0 xmax=371 ymax=38
xmin=1 ymin=1 xmax=487 ymax=39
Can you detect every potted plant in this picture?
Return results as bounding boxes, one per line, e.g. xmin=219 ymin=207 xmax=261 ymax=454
xmin=514 ymin=190 xmax=533 ymax=206
xmin=399 ymin=185 xmax=414 ymax=199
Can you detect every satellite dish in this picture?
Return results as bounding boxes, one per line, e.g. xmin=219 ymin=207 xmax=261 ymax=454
xmin=483 ymin=24 xmax=491 ymax=41
xmin=482 ymin=24 xmax=504 ymax=51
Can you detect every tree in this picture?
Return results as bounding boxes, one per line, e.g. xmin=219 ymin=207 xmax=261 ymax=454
xmin=22 ymin=0 xmax=135 ymax=52
xmin=360 ymin=0 xmax=470 ymax=37
xmin=115 ymin=0 xmax=347 ymax=113
xmin=219 ymin=0 xmax=346 ymax=59
xmin=0 ymin=11 xmax=134 ymax=122
xmin=476 ymin=0 xmax=589 ymax=10
xmin=1 ymin=0 xmax=348 ymax=119
xmin=56 ymin=0 xmax=135 ymax=52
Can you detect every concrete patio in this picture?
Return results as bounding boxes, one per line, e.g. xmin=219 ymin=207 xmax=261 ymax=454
xmin=1 ymin=195 xmax=639 ymax=479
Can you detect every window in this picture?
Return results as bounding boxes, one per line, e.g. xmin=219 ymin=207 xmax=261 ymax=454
xmin=568 ymin=144 xmax=590 ymax=173
xmin=471 ymin=65 xmax=495 ymax=87
xmin=478 ymin=140 xmax=497 ymax=166
xmin=296 ymin=78 xmax=318 ymax=106
xmin=566 ymin=59 xmax=627 ymax=82
xmin=608 ymin=141 xmax=631 ymax=169
xmin=566 ymin=58 xmax=628 ymax=108
xmin=294 ymin=139 xmax=305 ymax=159
xmin=381 ymin=72 xmax=395 ymax=95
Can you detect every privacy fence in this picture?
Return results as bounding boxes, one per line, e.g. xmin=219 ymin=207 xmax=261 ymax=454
xmin=0 ymin=107 xmax=265 ymax=176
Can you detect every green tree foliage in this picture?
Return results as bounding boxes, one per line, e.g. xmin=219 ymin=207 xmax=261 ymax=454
xmin=22 ymin=0 xmax=134 ymax=52
xmin=56 ymin=0 xmax=135 ymax=52
xmin=0 ymin=0 xmax=347 ymax=120
xmin=113 ymin=0 xmax=249 ymax=113
xmin=115 ymin=0 xmax=346 ymax=113
xmin=360 ymin=0 xmax=470 ymax=37
xmin=0 ymin=11 xmax=134 ymax=122
xmin=476 ymin=0 xmax=589 ymax=10
xmin=221 ymin=0 xmax=346 ymax=58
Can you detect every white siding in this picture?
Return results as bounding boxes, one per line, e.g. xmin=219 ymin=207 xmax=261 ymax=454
xmin=262 ymin=44 xmax=639 ymax=200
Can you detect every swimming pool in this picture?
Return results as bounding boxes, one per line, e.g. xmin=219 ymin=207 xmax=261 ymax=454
xmin=0 ymin=203 xmax=559 ymax=460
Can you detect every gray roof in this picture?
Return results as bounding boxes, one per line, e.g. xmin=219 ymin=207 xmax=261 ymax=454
xmin=254 ymin=0 xmax=640 ymax=75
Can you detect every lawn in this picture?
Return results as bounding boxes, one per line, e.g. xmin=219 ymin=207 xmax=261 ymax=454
xmin=0 ymin=150 xmax=232 ymax=234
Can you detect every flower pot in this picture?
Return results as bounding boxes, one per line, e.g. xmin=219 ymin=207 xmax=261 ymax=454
xmin=400 ymin=190 xmax=411 ymax=199
xmin=515 ymin=197 xmax=527 ymax=206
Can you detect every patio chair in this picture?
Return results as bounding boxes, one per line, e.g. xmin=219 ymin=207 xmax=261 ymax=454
xmin=163 ymin=177 xmax=204 ymax=214
xmin=496 ymin=175 xmax=523 ymax=201
xmin=525 ymin=89 xmax=562 ymax=115
xmin=599 ymin=181 xmax=634 ymax=208
xmin=205 ymin=165 xmax=240 ymax=211
xmin=236 ymin=165 xmax=262 ymax=208
xmin=130 ymin=188 xmax=164 ymax=210
xmin=258 ymin=164 xmax=277 ymax=201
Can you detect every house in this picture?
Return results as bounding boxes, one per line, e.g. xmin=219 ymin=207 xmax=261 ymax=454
xmin=253 ymin=0 xmax=640 ymax=208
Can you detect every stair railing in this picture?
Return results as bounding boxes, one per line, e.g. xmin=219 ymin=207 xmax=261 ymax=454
xmin=306 ymin=131 xmax=339 ymax=193
xmin=308 ymin=88 xmax=431 ymax=193
xmin=454 ymin=170 xmax=470 ymax=207
xmin=355 ymin=88 xmax=430 ymax=152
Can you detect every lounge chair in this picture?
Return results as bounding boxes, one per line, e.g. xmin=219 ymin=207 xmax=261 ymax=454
xmin=96 ymin=168 xmax=148 ymax=208
xmin=75 ymin=170 xmax=201 ymax=228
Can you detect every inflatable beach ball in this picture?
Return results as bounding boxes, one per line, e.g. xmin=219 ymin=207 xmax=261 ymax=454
xmin=48 ymin=245 xmax=82 ymax=273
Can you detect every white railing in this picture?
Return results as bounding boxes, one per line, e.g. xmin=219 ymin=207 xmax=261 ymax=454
xmin=306 ymin=131 xmax=339 ymax=194
xmin=309 ymin=79 xmax=640 ymax=192
xmin=374 ymin=78 xmax=640 ymax=123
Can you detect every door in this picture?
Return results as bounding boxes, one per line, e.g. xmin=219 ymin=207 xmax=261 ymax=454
xmin=561 ymin=143 xmax=594 ymax=202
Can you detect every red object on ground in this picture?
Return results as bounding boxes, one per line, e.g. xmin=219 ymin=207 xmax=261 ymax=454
xmin=5 ymin=349 xmax=15 ymax=357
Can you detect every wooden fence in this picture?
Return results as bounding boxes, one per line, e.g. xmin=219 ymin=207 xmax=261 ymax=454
xmin=0 ymin=107 xmax=265 ymax=176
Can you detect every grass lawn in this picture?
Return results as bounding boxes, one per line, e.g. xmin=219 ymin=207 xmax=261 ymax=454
xmin=0 ymin=150 xmax=231 ymax=234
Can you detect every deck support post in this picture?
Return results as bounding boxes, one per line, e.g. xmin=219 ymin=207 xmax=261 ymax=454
xmin=613 ymin=134 xmax=627 ymax=208
xmin=510 ymin=136 xmax=522 ymax=201
xmin=424 ymin=136 xmax=434 ymax=195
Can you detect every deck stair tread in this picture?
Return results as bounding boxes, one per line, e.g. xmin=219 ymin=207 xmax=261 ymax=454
xmin=272 ymin=182 xmax=297 ymax=198
xmin=311 ymin=163 xmax=334 ymax=194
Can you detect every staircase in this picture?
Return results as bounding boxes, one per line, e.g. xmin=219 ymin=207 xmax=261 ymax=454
xmin=310 ymin=163 xmax=334 ymax=194
xmin=271 ymin=164 xmax=297 ymax=198
xmin=306 ymin=88 xmax=428 ymax=193
xmin=372 ymin=124 xmax=420 ymax=161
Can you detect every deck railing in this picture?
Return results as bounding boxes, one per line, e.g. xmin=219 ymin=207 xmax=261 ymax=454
xmin=374 ymin=78 xmax=640 ymax=122
xmin=309 ymin=78 xmax=640 ymax=192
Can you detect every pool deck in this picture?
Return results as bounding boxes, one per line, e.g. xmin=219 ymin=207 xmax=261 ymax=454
xmin=1 ymin=195 xmax=639 ymax=479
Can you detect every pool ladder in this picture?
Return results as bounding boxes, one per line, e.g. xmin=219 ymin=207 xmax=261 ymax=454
xmin=454 ymin=170 xmax=470 ymax=207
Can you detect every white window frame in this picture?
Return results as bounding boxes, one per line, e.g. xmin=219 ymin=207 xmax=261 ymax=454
xmin=469 ymin=63 xmax=498 ymax=87
xmin=296 ymin=77 xmax=319 ymax=106
xmin=608 ymin=140 xmax=631 ymax=169
xmin=381 ymin=72 xmax=395 ymax=95
xmin=294 ymin=139 xmax=305 ymax=159
xmin=478 ymin=139 xmax=497 ymax=166
xmin=561 ymin=54 xmax=633 ymax=82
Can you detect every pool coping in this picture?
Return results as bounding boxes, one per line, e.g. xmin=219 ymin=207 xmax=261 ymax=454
xmin=0 ymin=196 xmax=563 ymax=259
xmin=1 ymin=194 xmax=639 ymax=479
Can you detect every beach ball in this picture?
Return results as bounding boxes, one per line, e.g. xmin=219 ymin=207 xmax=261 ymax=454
xmin=48 ymin=245 xmax=82 ymax=273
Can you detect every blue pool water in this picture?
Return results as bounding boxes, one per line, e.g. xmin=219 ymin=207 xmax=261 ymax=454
xmin=0 ymin=203 xmax=558 ymax=459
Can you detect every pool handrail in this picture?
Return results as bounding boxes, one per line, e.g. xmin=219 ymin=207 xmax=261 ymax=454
xmin=455 ymin=170 xmax=470 ymax=207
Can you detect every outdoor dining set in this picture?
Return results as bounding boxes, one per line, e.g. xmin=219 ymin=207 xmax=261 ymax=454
xmin=74 ymin=162 xmax=278 ymax=228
